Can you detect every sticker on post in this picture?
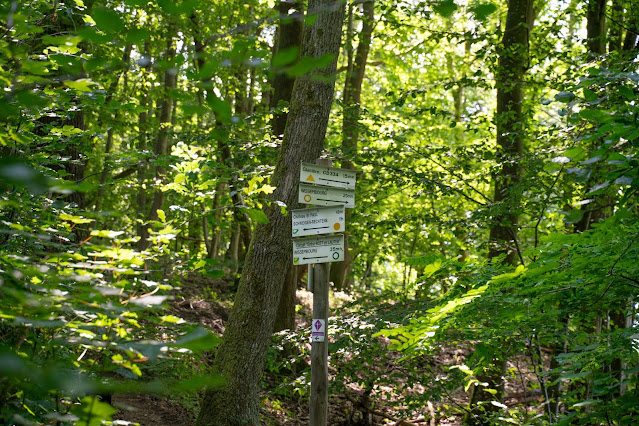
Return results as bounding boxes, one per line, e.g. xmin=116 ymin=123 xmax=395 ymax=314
xmin=311 ymin=319 xmax=326 ymax=342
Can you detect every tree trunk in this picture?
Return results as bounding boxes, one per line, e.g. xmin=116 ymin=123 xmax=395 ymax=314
xmin=271 ymin=0 xmax=304 ymax=138
xmin=486 ymin=0 xmax=533 ymax=265
xmin=93 ymin=45 xmax=132 ymax=213
xmin=139 ymin=38 xmax=177 ymax=251
xmin=272 ymin=0 xmax=305 ymax=333
xmin=586 ymin=0 xmax=607 ymax=55
xmin=622 ymin=0 xmax=638 ymax=51
xmin=608 ymin=0 xmax=623 ymax=52
xmin=330 ymin=0 xmax=375 ymax=292
xmin=136 ymin=44 xmax=152 ymax=252
xmin=195 ymin=1 xmax=345 ymax=423
xmin=467 ymin=0 xmax=534 ymax=422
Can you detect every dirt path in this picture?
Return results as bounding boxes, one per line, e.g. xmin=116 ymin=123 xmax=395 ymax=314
xmin=112 ymin=394 xmax=194 ymax=426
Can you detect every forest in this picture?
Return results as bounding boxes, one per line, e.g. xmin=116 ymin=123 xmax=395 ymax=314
xmin=1 ymin=0 xmax=638 ymax=424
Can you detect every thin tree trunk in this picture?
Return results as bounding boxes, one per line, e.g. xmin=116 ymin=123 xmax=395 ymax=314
xmin=586 ymin=0 xmax=607 ymax=55
xmin=331 ymin=0 xmax=375 ymax=292
xmin=136 ymin=43 xmax=152 ymax=252
xmin=195 ymin=1 xmax=345 ymax=423
xmin=467 ymin=0 xmax=534 ymax=422
xmin=608 ymin=0 xmax=623 ymax=52
xmin=94 ymin=45 xmax=132 ymax=213
xmin=272 ymin=0 xmax=304 ymax=333
xmin=140 ymin=37 xmax=177 ymax=250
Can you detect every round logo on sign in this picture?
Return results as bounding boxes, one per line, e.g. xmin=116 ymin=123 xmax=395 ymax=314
xmin=332 ymin=252 xmax=339 ymax=260
xmin=304 ymin=194 xmax=312 ymax=202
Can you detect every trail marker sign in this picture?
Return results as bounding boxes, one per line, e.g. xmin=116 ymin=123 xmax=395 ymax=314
xmin=292 ymin=205 xmax=345 ymax=237
xmin=298 ymin=183 xmax=355 ymax=208
xmin=311 ymin=319 xmax=326 ymax=342
xmin=300 ymin=162 xmax=356 ymax=190
xmin=293 ymin=234 xmax=345 ymax=265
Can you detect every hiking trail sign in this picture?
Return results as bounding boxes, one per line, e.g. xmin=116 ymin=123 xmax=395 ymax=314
xmin=300 ymin=162 xmax=356 ymax=190
xmin=292 ymin=205 xmax=345 ymax=237
xmin=298 ymin=183 xmax=355 ymax=208
xmin=292 ymin=234 xmax=345 ymax=266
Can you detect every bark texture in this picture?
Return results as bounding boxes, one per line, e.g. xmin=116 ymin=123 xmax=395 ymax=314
xmin=486 ymin=0 xmax=533 ymax=265
xmin=195 ymin=1 xmax=345 ymax=424
xmin=586 ymin=0 xmax=607 ymax=55
xmin=272 ymin=0 xmax=305 ymax=333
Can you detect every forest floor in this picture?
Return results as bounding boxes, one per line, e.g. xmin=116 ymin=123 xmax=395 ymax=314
xmin=111 ymin=273 xmax=540 ymax=425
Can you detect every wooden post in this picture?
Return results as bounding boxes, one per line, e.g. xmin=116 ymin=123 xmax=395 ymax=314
xmin=310 ymin=262 xmax=330 ymax=426
xmin=310 ymin=157 xmax=332 ymax=426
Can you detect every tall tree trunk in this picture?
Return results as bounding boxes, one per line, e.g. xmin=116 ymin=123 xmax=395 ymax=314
xmin=139 ymin=37 xmax=177 ymax=250
xmin=270 ymin=0 xmax=304 ymax=138
xmin=195 ymin=1 xmax=345 ymax=423
xmin=330 ymin=0 xmax=375 ymax=292
xmin=622 ymin=0 xmax=638 ymax=51
xmin=467 ymin=0 xmax=534 ymax=423
xmin=272 ymin=0 xmax=304 ymax=333
xmin=608 ymin=0 xmax=623 ymax=52
xmin=93 ymin=45 xmax=132 ymax=213
xmin=136 ymin=44 xmax=152 ymax=252
xmin=586 ymin=0 xmax=607 ymax=55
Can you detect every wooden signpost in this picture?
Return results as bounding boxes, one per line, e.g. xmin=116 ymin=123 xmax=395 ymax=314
xmin=294 ymin=160 xmax=356 ymax=426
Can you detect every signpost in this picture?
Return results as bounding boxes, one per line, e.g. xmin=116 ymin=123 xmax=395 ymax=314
xmin=294 ymin=159 xmax=357 ymax=426
xmin=292 ymin=205 xmax=345 ymax=237
xmin=300 ymin=162 xmax=356 ymax=190
xmin=298 ymin=183 xmax=355 ymax=208
xmin=293 ymin=234 xmax=345 ymax=265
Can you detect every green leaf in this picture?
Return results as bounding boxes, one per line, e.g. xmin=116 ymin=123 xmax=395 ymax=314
xmin=172 ymin=326 xmax=221 ymax=352
xmin=157 ymin=209 xmax=166 ymax=223
xmin=64 ymin=78 xmax=98 ymax=92
xmin=562 ymin=209 xmax=584 ymax=224
xmin=433 ymin=0 xmax=458 ymax=17
xmin=91 ymin=7 xmax=125 ymax=34
xmin=470 ymin=3 xmax=497 ymax=21
xmin=0 ymin=158 xmax=48 ymax=194
xmin=70 ymin=397 xmax=117 ymax=426
xmin=247 ymin=208 xmax=269 ymax=224
xmin=272 ymin=47 xmax=299 ymax=68
xmin=204 ymin=269 xmax=224 ymax=279
xmin=207 ymin=95 xmax=232 ymax=123
xmin=554 ymin=91 xmax=575 ymax=103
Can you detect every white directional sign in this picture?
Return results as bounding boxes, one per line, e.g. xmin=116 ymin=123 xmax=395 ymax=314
xmin=311 ymin=319 xmax=326 ymax=342
xmin=298 ymin=183 xmax=355 ymax=208
xmin=300 ymin=162 xmax=356 ymax=190
xmin=292 ymin=206 xmax=345 ymax=237
xmin=293 ymin=234 xmax=344 ymax=265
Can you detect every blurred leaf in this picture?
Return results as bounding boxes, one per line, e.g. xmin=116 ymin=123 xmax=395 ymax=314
xmin=172 ymin=326 xmax=221 ymax=352
xmin=272 ymin=47 xmax=299 ymax=68
xmin=470 ymin=3 xmax=497 ymax=21
xmin=91 ymin=8 xmax=125 ymax=34
xmin=433 ymin=0 xmax=458 ymax=17
xmin=0 ymin=158 xmax=48 ymax=194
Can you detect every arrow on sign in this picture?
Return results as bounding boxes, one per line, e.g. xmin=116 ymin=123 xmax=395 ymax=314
xmin=301 ymin=255 xmax=329 ymax=261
